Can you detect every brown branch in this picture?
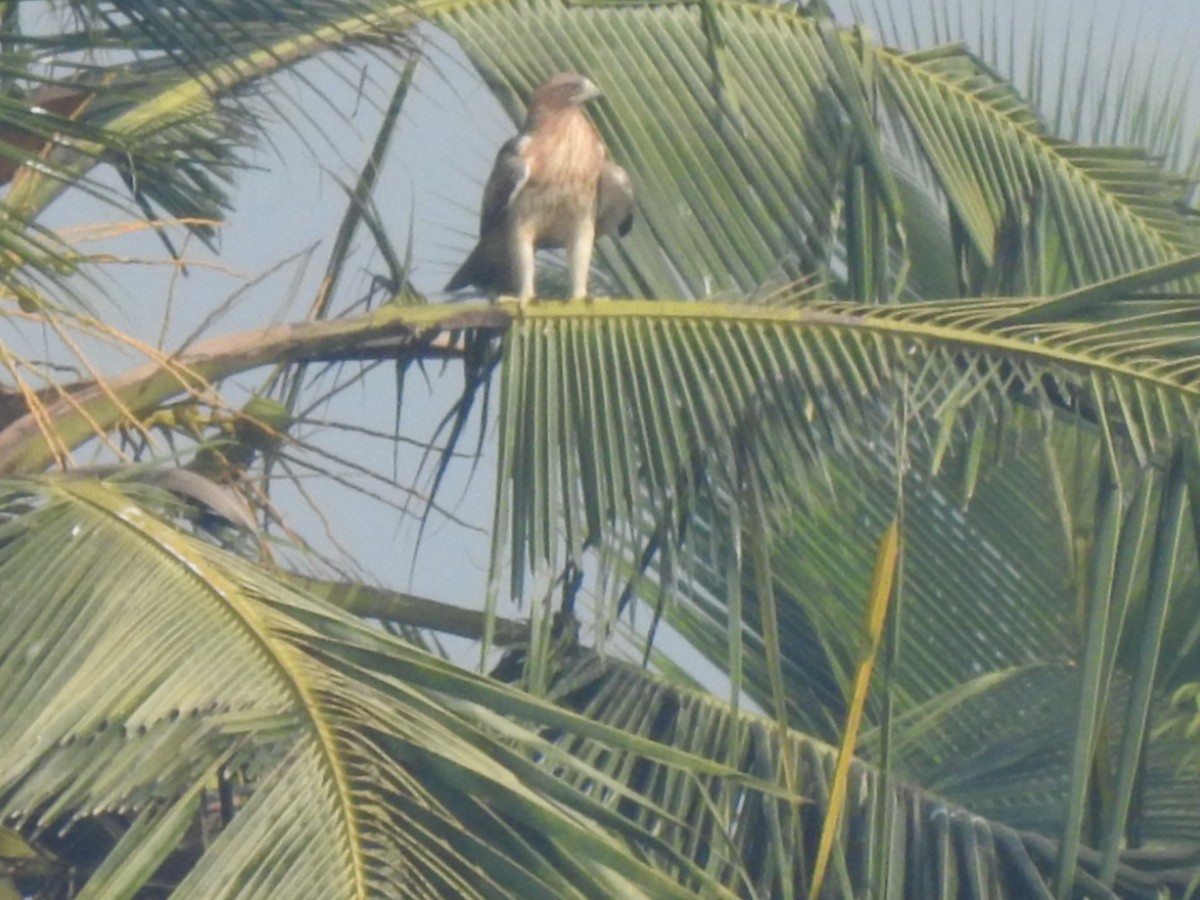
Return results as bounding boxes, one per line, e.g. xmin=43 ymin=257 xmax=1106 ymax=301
xmin=0 ymin=303 xmax=510 ymax=475
xmin=287 ymin=574 xmax=527 ymax=644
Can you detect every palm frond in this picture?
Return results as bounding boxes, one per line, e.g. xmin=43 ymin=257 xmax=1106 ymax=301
xmin=489 ymin=283 xmax=1200 ymax=892
xmin=0 ymin=478 xmax=765 ymax=898
xmin=493 ymin=279 xmax=1200 ymax=598
xmin=429 ymin=0 xmax=1200 ymax=302
xmin=530 ymin=651 xmax=1198 ymax=898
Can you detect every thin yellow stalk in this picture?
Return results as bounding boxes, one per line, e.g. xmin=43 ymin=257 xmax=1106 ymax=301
xmin=808 ymin=520 xmax=899 ymax=899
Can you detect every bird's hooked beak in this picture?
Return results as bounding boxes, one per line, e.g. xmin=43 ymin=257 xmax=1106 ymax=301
xmin=578 ymin=78 xmax=602 ymax=103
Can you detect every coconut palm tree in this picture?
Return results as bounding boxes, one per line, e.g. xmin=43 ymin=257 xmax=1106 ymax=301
xmin=2 ymin=1 xmax=1200 ymax=897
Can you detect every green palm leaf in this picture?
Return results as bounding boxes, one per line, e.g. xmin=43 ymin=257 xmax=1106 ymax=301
xmin=430 ymin=0 xmax=1200 ymax=302
xmin=487 ymin=279 xmax=1200 ymax=893
xmin=534 ymin=651 xmax=1199 ymax=898
xmin=0 ymin=478 xmax=758 ymax=898
xmin=5 ymin=1 xmax=1200 ymax=896
xmin=492 ymin=281 xmax=1200 ymax=596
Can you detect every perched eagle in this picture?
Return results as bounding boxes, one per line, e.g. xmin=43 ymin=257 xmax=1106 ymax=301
xmin=446 ymin=72 xmax=634 ymax=301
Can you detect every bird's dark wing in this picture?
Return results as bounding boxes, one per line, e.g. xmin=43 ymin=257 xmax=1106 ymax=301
xmin=596 ymin=161 xmax=634 ymax=238
xmin=446 ymin=136 xmax=531 ymax=294
xmin=480 ymin=135 xmax=532 ymax=234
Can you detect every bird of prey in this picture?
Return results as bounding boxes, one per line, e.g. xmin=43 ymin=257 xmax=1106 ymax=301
xmin=446 ymin=72 xmax=634 ymax=302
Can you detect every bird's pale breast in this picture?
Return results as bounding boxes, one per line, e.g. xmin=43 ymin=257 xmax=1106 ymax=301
xmin=516 ymin=111 xmax=605 ymax=249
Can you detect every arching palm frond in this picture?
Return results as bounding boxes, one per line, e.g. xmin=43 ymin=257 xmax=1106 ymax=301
xmin=492 ymin=279 xmax=1200 ymax=592
xmin=486 ymin=272 xmax=1200 ymax=893
xmin=5 ymin=0 xmax=1200 ymax=896
xmin=0 ymin=478 xmax=756 ymax=899
xmin=532 ymin=651 xmax=1200 ymax=899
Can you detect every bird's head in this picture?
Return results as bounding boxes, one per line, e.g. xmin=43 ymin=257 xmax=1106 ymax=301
xmin=529 ymin=73 xmax=601 ymax=112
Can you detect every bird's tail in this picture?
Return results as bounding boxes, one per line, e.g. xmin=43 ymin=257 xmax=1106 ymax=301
xmin=446 ymin=239 xmax=515 ymax=295
xmin=445 ymin=243 xmax=484 ymax=292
